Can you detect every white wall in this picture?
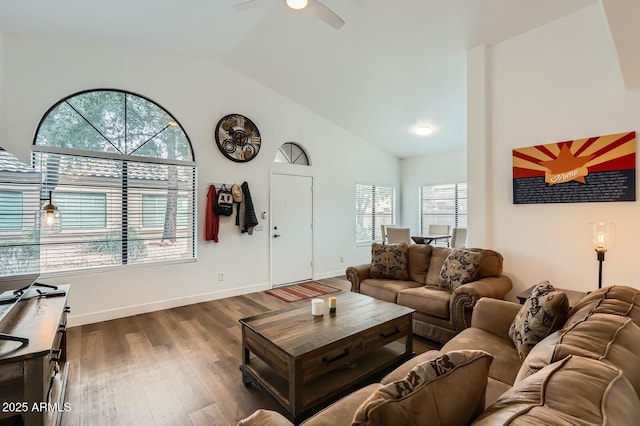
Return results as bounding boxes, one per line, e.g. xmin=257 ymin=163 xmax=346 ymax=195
xmin=400 ymin=148 xmax=467 ymax=233
xmin=0 ymin=28 xmax=4 ymax=140
xmin=0 ymin=34 xmax=400 ymax=325
xmin=467 ymin=45 xmax=492 ymax=248
xmin=473 ymin=4 xmax=640 ymax=298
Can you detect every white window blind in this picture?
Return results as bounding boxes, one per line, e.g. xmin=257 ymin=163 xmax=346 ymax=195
xmin=0 ymin=149 xmax=41 ymax=276
xmin=33 ymin=150 xmax=195 ymax=273
xmin=419 ymin=183 xmax=467 ymax=234
xmin=356 ymin=184 xmax=395 ymax=244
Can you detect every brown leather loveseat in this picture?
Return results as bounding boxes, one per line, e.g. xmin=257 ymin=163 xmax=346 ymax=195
xmin=346 ymin=244 xmax=512 ymax=343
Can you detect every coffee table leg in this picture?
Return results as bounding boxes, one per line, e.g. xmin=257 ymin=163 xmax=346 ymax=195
xmin=406 ymin=332 xmax=413 ymax=356
xmin=405 ymin=316 xmax=414 ymax=356
xmin=289 ymin=358 xmax=303 ymax=420
xmin=241 ymin=327 xmax=251 ymax=385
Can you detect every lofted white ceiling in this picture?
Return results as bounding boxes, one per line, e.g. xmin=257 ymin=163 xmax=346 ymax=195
xmin=0 ymin=0 xmax=599 ymax=158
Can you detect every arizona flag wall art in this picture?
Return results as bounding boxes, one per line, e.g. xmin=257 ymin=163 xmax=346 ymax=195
xmin=512 ymin=131 xmax=636 ymax=204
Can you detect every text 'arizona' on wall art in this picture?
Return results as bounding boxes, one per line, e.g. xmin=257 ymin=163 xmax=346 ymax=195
xmin=512 ymin=131 xmax=636 ymax=204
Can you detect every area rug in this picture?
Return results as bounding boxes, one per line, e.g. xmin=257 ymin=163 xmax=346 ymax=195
xmin=266 ymin=282 xmax=342 ymax=302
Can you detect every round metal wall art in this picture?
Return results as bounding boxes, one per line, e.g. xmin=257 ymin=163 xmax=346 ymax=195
xmin=214 ymin=114 xmax=261 ymax=162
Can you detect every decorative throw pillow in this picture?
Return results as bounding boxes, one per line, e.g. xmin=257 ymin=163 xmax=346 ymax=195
xmin=370 ymin=243 xmax=409 ymax=280
xmin=508 ymin=281 xmax=569 ymax=361
xmin=352 ymin=350 xmax=493 ymax=426
xmin=439 ymin=249 xmax=483 ymax=291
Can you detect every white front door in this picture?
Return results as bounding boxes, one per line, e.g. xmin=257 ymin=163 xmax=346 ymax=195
xmin=270 ymin=173 xmax=313 ymax=287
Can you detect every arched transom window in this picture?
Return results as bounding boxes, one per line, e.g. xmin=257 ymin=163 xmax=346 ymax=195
xmin=32 ymin=89 xmax=196 ymax=273
xmin=275 ymin=142 xmax=310 ymax=166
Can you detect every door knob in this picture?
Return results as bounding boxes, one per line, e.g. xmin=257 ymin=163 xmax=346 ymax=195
xmin=273 ymin=234 xmax=281 ymax=238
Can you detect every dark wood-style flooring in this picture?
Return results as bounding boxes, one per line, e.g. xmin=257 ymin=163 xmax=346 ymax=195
xmin=62 ymin=277 xmax=440 ymax=425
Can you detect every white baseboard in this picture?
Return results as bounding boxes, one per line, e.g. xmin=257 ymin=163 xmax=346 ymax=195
xmin=314 ymin=270 xmax=346 ymax=280
xmin=68 ymin=282 xmax=270 ymax=327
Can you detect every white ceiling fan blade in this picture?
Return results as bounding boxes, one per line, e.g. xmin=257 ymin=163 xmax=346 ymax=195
xmin=311 ymin=0 xmax=345 ymax=30
xmin=234 ymin=0 xmax=273 ymax=11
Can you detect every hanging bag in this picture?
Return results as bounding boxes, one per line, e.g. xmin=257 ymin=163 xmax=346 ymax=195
xmin=214 ymin=184 xmax=234 ymax=216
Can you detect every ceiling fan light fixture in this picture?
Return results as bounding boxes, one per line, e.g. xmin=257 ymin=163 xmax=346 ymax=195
xmin=414 ymin=125 xmax=433 ymax=136
xmin=285 ymin=0 xmax=309 ymax=10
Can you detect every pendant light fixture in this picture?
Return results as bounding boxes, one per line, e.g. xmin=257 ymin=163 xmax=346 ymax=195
xmin=41 ymin=191 xmax=61 ymax=228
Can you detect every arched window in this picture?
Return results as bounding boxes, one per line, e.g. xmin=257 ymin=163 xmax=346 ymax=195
xmin=274 ymin=142 xmax=310 ymax=165
xmin=32 ymin=89 xmax=196 ymax=273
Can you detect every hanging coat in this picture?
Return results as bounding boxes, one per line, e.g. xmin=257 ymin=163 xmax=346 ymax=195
xmin=204 ymin=184 xmax=219 ymax=242
xmin=241 ymin=181 xmax=258 ymax=235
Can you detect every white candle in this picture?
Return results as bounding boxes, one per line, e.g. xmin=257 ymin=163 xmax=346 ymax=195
xmin=311 ymin=298 xmax=324 ymax=316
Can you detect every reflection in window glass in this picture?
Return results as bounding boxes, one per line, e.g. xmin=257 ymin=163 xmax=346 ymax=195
xmin=0 ymin=191 xmax=23 ymax=231
xmin=143 ymin=195 xmax=188 ymax=227
xmin=52 ymin=192 xmax=107 ymax=229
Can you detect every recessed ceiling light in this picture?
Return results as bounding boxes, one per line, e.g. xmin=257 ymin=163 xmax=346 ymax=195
xmin=286 ymin=0 xmax=309 ymax=10
xmin=414 ymin=125 xmax=433 ymax=136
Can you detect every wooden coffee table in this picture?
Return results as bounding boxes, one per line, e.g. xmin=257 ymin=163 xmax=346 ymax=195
xmin=240 ymin=292 xmax=414 ymax=421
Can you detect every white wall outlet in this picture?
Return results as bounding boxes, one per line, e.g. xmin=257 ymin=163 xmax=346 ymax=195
xmin=218 ymin=273 xmax=224 ymax=281
xmin=340 ymin=256 xmax=344 ymax=263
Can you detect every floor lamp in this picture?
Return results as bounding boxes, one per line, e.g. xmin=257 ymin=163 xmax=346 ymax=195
xmin=591 ymin=222 xmax=613 ymax=289
xmin=595 ymin=247 xmax=606 ymax=290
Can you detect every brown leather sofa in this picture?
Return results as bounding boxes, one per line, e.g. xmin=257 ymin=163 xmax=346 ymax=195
xmin=346 ymin=244 xmax=512 ymax=343
xmin=238 ymin=285 xmax=640 ymax=425
xmin=449 ymin=285 xmax=640 ymax=424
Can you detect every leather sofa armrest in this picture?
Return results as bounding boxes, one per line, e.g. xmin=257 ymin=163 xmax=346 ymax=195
xmin=237 ymin=409 xmax=293 ymax=426
xmin=450 ymin=276 xmax=513 ymax=332
xmin=470 ymin=298 xmax=522 ymax=340
xmin=346 ymin=264 xmax=371 ymax=293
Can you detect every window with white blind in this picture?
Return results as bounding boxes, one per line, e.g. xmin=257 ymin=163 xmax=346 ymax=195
xmin=0 ymin=149 xmax=41 ymax=276
xmin=356 ymin=184 xmax=395 ymax=244
xmin=419 ymin=183 xmax=467 ymax=234
xmin=31 ymin=89 xmax=196 ymax=274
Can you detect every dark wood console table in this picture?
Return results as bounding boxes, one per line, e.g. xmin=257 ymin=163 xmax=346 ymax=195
xmin=0 ymin=285 xmax=70 ymax=426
